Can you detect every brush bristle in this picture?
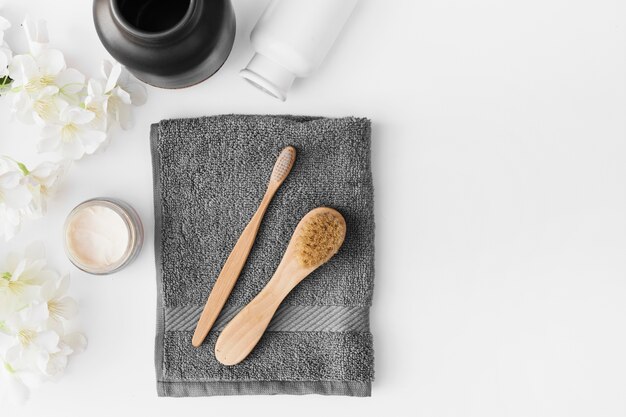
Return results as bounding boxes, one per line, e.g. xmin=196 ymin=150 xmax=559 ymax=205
xmin=295 ymin=211 xmax=345 ymax=268
xmin=271 ymin=146 xmax=295 ymax=183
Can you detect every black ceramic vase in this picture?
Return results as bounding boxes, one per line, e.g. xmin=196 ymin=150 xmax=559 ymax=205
xmin=93 ymin=0 xmax=235 ymax=88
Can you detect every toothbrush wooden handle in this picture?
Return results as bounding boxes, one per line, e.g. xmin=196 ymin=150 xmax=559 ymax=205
xmin=191 ymin=191 xmax=273 ymax=347
xmin=214 ymin=282 xmax=285 ymax=365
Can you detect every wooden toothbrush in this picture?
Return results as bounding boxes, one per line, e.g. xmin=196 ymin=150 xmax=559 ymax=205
xmin=215 ymin=207 xmax=346 ymax=365
xmin=191 ymin=146 xmax=296 ymax=347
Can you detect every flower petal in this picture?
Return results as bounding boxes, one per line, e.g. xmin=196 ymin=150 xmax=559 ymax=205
xmin=0 ymin=332 xmax=17 ymax=354
xmin=27 ymin=161 xmax=65 ymax=190
xmin=113 ymin=86 xmax=132 ymax=105
xmin=63 ymin=332 xmax=87 ymax=354
xmin=37 ymin=127 xmax=62 ymax=153
xmin=0 ymin=46 xmax=11 ymax=75
xmin=44 ymin=351 xmax=68 ymax=376
xmin=80 ymin=129 xmax=107 ymax=154
xmin=23 ymin=17 xmax=49 ymax=56
xmin=101 ymin=60 xmax=113 ymax=80
xmin=0 ymin=170 xmax=22 ymax=188
xmin=66 ymin=106 xmax=95 ymax=125
xmin=1 ymin=184 xmax=33 ymax=209
xmin=36 ymin=49 xmax=65 ymax=76
xmin=87 ymin=78 xmax=104 ymax=96
xmin=104 ymin=61 xmax=122 ymax=93
xmin=11 ymin=259 xmax=26 ymax=280
xmin=51 ymin=296 xmax=78 ymax=320
xmin=40 ymin=280 xmax=56 ymax=301
xmin=55 ymin=68 xmax=85 ymax=95
xmin=111 ymin=98 xmax=134 ymax=130
xmin=22 ymin=302 xmax=49 ymax=325
xmin=8 ymin=54 xmax=38 ymax=87
xmin=34 ymin=329 xmax=59 ymax=352
xmin=0 ymin=16 xmax=11 ymax=32
xmin=2 ymin=373 xmax=30 ymax=405
xmin=60 ymin=136 xmax=85 ymax=160
xmin=125 ymin=81 xmax=147 ymax=106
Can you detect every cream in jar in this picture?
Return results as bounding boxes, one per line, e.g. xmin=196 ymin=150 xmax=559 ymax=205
xmin=64 ymin=198 xmax=143 ymax=274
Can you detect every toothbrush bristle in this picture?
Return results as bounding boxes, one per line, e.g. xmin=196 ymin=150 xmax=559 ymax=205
xmin=271 ymin=146 xmax=296 ymax=183
xmin=296 ymin=211 xmax=346 ymax=268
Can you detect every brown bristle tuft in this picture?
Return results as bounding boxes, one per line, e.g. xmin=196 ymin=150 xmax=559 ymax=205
xmin=295 ymin=211 xmax=346 ymax=268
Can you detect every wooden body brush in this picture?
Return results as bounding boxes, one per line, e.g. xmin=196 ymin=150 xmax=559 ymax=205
xmin=192 ymin=146 xmax=296 ymax=348
xmin=215 ymin=207 xmax=346 ymax=365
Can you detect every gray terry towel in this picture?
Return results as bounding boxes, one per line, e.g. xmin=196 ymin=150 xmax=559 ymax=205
xmin=151 ymin=115 xmax=375 ymax=397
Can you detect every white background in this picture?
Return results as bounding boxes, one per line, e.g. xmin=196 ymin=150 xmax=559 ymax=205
xmin=2 ymin=0 xmax=626 ymax=416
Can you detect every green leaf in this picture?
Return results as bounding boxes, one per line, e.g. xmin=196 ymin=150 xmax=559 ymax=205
xmin=1 ymin=272 xmax=11 ymax=280
xmin=16 ymin=162 xmax=30 ymax=176
xmin=0 ymin=75 xmax=11 ymax=89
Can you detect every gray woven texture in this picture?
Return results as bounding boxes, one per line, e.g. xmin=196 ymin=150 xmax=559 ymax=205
xmin=165 ymin=305 xmax=370 ymax=332
xmin=151 ymin=115 xmax=375 ymax=397
xmin=163 ymin=332 xmax=374 ymax=381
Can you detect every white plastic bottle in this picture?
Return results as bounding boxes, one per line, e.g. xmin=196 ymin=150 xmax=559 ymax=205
xmin=240 ymin=0 xmax=358 ymax=101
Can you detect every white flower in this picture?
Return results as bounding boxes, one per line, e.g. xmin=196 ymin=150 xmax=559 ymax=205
xmin=0 ymin=159 xmax=65 ymax=241
xmin=1 ymin=303 xmax=61 ymax=378
xmin=0 ymin=16 xmax=149 ymax=244
xmin=0 ymin=159 xmax=32 ymax=210
xmin=42 ymin=331 xmax=86 ymax=378
xmin=0 ymin=358 xmax=41 ymax=405
xmin=0 ymin=243 xmax=85 ymax=403
xmin=6 ymin=18 xmax=85 ymax=123
xmin=0 ymin=158 xmax=33 ymax=241
xmin=8 ymin=51 xmax=85 ymax=111
xmin=3 ymin=16 xmax=148 ymax=165
xmin=0 ymin=243 xmax=48 ymax=313
xmin=9 ymin=50 xmax=65 ymax=93
xmin=0 ymin=261 xmax=41 ymax=311
xmin=0 ymin=242 xmax=56 ymax=319
xmin=22 ymin=160 xmax=67 ymax=217
xmin=55 ymin=67 xmax=85 ymax=98
xmin=10 ymin=85 xmax=60 ymax=125
xmin=102 ymin=60 xmax=147 ymax=129
xmin=1 ymin=303 xmax=52 ymax=347
xmin=84 ymin=78 xmax=109 ymax=131
xmin=38 ymin=102 xmax=107 ymax=160
xmin=40 ymin=274 xmax=77 ymax=329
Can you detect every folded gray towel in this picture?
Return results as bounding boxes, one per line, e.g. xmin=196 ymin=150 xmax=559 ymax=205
xmin=151 ymin=115 xmax=375 ymax=397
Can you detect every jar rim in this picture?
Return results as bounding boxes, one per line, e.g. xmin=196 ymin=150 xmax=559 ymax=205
xmin=63 ymin=198 xmax=142 ymax=275
xmin=110 ymin=0 xmax=196 ymax=41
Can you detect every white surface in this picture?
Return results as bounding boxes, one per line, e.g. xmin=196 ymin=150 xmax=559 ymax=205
xmin=1 ymin=0 xmax=626 ymax=416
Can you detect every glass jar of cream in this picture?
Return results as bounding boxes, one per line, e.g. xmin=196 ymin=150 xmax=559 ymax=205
xmin=63 ymin=198 xmax=144 ymax=275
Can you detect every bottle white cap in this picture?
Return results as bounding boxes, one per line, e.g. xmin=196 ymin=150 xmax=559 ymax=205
xmin=240 ymin=53 xmax=295 ymax=101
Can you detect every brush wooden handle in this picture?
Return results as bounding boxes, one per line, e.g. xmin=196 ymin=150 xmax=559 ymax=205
xmin=215 ymin=207 xmax=346 ymax=365
xmin=214 ymin=259 xmax=306 ymax=365
xmin=191 ymin=192 xmax=273 ymax=347
xmin=191 ymin=146 xmax=296 ymax=348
